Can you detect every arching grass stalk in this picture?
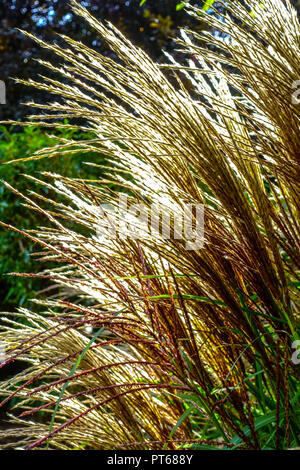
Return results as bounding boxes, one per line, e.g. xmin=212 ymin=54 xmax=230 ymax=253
xmin=0 ymin=0 xmax=299 ymax=450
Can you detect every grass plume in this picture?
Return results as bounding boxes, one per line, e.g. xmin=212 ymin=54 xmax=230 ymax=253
xmin=0 ymin=0 xmax=299 ymax=450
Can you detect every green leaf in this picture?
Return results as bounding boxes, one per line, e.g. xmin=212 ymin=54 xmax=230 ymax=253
xmin=176 ymin=3 xmax=186 ymax=11
xmin=231 ymin=408 xmax=300 ymax=446
xmin=202 ymin=0 xmax=215 ymax=12
xmin=163 ymin=406 xmax=195 ymax=449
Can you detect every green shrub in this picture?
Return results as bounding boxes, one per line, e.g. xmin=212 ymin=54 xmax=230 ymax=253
xmin=0 ymin=124 xmax=99 ymax=307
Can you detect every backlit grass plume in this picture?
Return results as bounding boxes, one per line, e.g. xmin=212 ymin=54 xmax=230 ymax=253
xmin=0 ymin=0 xmax=299 ymax=450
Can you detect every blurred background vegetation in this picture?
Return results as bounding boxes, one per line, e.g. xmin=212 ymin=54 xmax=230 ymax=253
xmin=0 ymin=0 xmax=207 ymax=122
xmin=0 ymin=124 xmax=100 ymax=309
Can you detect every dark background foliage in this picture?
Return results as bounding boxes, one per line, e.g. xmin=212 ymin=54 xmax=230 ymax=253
xmin=0 ymin=0 xmax=207 ymax=122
